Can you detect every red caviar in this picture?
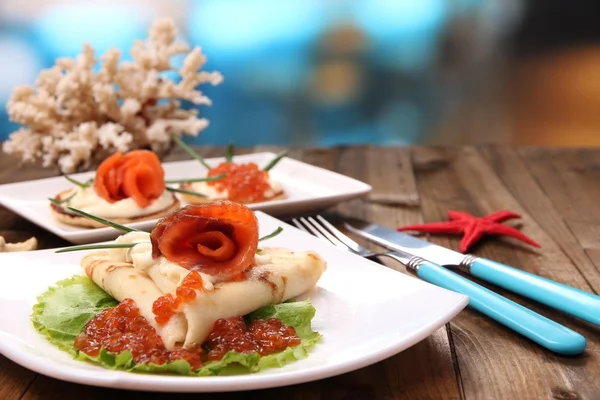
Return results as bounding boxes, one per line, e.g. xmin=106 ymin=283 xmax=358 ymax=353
xmin=75 ymin=300 xmax=301 ymax=370
xmin=207 ymin=162 xmax=271 ymax=203
xmin=175 ymin=287 xmax=197 ymax=303
xmin=74 ymin=298 xmax=204 ymax=370
xmin=250 ymin=318 xmax=302 ymax=353
xmin=176 ymin=270 xmax=204 ymax=302
xmin=206 ymin=316 xmax=301 ymax=361
xmin=181 ymin=270 xmax=205 ymax=290
xmin=154 ymin=271 xmax=205 ymax=325
xmin=152 ymin=293 xmax=181 ymax=325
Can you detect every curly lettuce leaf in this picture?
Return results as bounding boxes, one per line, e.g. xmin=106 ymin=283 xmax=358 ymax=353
xmin=31 ymin=275 xmax=118 ymax=353
xmin=31 ymin=275 xmax=320 ymax=376
xmin=246 ymin=300 xmax=321 ymax=370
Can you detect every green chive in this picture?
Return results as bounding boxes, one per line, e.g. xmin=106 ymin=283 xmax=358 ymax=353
xmin=173 ymin=136 xmax=211 ymax=169
xmin=259 ymin=226 xmax=283 ymax=242
xmin=225 ymin=142 xmax=235 ymax=162
xmin=66 ymin=207 xmax=138 ymax=232
xmin=165 ymin=174 xmax=227 ymax=184
xmin=64 ymin=174 xmax=92 ymax=188
xmin=55 ymin=242 xmax=147 ymax=253
xmin=262 ymin=151 xmax=287 ymax=171
xmin=166 ymin=186 xmax=208 ymax=197
xmin=48 ymin=191 xmax=76 ymax=205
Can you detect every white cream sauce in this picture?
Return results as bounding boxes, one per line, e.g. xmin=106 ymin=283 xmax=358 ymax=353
xmin=63 ymin=186 xmax=174 ymax=218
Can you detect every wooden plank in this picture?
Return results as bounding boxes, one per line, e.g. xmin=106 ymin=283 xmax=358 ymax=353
xmin=27 ymin=369 xmax=463 ymax=400
xmin=351 ymin=145 xmax=420 ymax=209
xmin=20 ymin=374 xmax=324 ymax=400
xmin=517 ymin=148 xmax=600 ymax=267
xmin=253 ymin=145 xmax=339 ymax=171
xmin=0 ymin=355 xmax=36 ymax=400
xmin=0 ymin=154 xmax=59 ymax=184
xmin=482 ymin=146 xmax=600 ymax=292
xmin=333 ymin=145 xmax=463 ymax=400
xmin=411 ymin=146 xmax=597 ymax=399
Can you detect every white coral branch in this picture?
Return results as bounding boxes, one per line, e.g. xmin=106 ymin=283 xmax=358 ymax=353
xmin=3 ymin=17 xmax=222 ymax=173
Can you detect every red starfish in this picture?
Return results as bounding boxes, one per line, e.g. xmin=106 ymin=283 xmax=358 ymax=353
xmin=398 ymin=210 xmax=542 ymax=253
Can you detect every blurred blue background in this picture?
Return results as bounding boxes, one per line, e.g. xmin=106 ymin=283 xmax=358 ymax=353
xmin=0 ymin=0 xmax=518 ymax=147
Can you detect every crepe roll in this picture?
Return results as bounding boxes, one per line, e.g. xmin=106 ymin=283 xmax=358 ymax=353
xmin=180 ymin=248 xmax=326 ymax=346
xmin=81 ymin=246 xmax=326 ymax=349
xmin=81 ymin=251 xmax=188 ymax=349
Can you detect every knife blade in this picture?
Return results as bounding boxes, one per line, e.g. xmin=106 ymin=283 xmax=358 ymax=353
xmin=345 ymin=219 xmax=600 ymax=326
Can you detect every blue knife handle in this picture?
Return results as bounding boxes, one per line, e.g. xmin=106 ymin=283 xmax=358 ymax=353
xmin=467 ymin=257 xmax=600 ymax=326
xmin=470 ymin=257 xmax=600 ymax=325
xmin=416 ymin=260 xmax=586 ymax=355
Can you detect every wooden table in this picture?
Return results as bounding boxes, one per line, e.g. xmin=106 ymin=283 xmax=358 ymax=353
xmin=1 ymin=145 xmax=599 ymax=400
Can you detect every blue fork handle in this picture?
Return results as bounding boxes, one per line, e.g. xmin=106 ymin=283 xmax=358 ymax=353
xmin=416 ymin=260 xmax=587 ymax=355
xmin=466 ymin=257 xmax=600 ymax=326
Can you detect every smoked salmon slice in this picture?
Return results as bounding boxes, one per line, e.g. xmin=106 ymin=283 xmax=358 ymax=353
xmin=94 ymin=150 xmax=166 ymax=208
xmin=150 ymin=201 xmax=259 ymax=280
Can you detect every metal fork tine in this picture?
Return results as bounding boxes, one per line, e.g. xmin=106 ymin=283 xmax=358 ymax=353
xmin=306 ymin=217 xmax=351 ymax=251
xmin=315 ymin=215 xmax=364 ymax=252
xmin=291 ymin=218 xmax=309 ymax=233
xmin=297 ymin=217 xmax=329 ymax=242
xmin=293 ymin=215 xmax=378 ymax=260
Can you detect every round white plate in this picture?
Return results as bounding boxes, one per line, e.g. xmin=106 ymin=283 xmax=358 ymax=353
xmin=0 ymin=211 xmax=467 ymax=392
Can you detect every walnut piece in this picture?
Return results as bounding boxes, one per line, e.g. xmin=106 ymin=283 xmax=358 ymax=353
xmin=2 ymin=17 xmax=223 ymax=173
xmin=0 ymin=236 xmax=37 ymax=252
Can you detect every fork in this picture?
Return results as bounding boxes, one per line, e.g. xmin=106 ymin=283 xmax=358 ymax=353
xmin=291 ymin=215 xmax=587 ymax=356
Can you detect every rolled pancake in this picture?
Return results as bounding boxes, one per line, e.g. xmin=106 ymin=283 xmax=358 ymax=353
xmin=81 ymin=251 xmax=188 ymax=349
xmin=81 ymin=232 xmax=326 ymax=349
xmin=181 ymin=248 xmax=326 ymax=346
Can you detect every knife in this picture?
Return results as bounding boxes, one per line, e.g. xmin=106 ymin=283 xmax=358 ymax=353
xmin=372 ymin=250 xmax=586 ymax=355
xmin=345 ymin=220 xmax=600 ymax=326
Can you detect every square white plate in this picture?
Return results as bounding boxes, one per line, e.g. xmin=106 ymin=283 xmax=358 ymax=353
xmin=0 ymin=152 xmax=371 ymax=244
xmin=0 ymin=211 xmax=468 ymax=393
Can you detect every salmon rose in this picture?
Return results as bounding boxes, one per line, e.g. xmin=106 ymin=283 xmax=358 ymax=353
xmin=150 ymin=201 xmax=259 ymax=279
xmin=94 ymin=150 xmax=166 ymax=208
